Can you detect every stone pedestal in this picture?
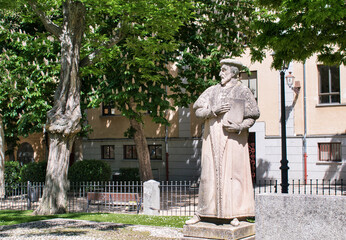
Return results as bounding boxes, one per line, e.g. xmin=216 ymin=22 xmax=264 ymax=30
xmin=182 ymin=221 xmax=255 ymax=240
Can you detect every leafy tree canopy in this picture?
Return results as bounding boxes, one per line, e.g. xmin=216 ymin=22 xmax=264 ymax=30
xmin=251 ymin=0 xmax=345 ymax=69
xmin=0 ymin=0 xmax=192 ymax=138
xmin=169 ymin=0 xmax=256 ymax=107
xmin=0 ymin=10 xmax=58 ymax=151
xmin=85 ymin=0 xmax=256 ymax=126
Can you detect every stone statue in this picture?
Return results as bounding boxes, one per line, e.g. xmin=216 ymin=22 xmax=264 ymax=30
xmin=186 ymin=59 xmax=260 ymax=226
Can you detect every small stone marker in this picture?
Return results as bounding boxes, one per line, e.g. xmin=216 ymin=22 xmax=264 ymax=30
xmin=143 ymin=180 xmax=160 ymax=215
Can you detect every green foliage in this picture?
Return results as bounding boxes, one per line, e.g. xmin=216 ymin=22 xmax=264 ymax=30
xmin=171 ymin=0 xmax=256 ymax=106
xmin=124 ymin=126 xmax=136 ymax=139
xmin=68 ymin=160 xmax=112 ymax=182
xmin=0 ymin=9 xmax=59 ymax=151
xmin=20 ymin=161 xmax=47 ymax=183
xmin=118 ymin=168 xmax=140 ymax=182
xmin=84 ymin=0 xmax=192 ymax=126
xmin=251 ymin=0 xmax=345 ymax=69
xmin=85 ymin=0 xmax=255 ymax=127
xmin=4 ymin=161 xmax=21 ymax=194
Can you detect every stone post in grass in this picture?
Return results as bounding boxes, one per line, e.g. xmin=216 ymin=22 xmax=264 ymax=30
xmin=143 ymin=180 xmax=160 ymax=215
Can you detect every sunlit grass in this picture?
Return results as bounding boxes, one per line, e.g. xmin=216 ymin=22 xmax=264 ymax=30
xmin=0 ymin=210 xmax=190 ymax=228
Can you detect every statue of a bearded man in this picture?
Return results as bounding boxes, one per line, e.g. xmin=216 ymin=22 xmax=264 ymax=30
xmin=186 ymin=59 xmax=260 ymax=226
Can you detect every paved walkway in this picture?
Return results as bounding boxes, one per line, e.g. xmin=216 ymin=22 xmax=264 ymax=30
xmin=0 ymin=218 xmax=183 ymax=239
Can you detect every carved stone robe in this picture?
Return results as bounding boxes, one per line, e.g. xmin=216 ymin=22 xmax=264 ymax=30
xmin=193 ymin=82 xmax=260 ymax=219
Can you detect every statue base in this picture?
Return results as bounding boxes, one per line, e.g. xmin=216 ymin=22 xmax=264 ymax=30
xmin=182 ymin=221 xmax=255 ymax=240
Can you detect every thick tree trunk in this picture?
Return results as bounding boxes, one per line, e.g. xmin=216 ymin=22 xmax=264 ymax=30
xmin=35 ymin=134 xmax=75 ymax=214
xmin=34 ymin=1 xmax=85 ymax=215
xmin=0 ymin=117 xmax=5 ymax=198
xmin=129 ymin=118 xmax=153 ymax=181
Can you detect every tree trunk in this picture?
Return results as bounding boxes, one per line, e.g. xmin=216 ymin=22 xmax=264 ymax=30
xmin=0 ymin=117 xmax=5 ymax=198
xmin=34 ymin=1 xmax=85 ymax=215
xmin=129 ymin=118 xmax=153 ymax=181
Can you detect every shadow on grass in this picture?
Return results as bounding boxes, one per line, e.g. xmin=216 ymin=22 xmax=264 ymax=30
xmin=0 ymin=210 xmax=127 ymax=232
xmin=0 ymin=217 xmax=127 ymax=238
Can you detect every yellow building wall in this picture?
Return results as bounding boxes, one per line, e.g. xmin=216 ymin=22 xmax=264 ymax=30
xmin=235 ymin=51 xmax=280 ymax=136
xmin=86 ymin=106 xmax=179 ymax=139
xmin=294 ymin=56 xmax=346 ymax=136
xmin=16 ymin=133 xmax=46 ymax=162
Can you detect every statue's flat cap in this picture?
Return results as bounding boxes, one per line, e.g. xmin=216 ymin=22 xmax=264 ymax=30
xmin=220 ymin=59 xmax=244 ymax=69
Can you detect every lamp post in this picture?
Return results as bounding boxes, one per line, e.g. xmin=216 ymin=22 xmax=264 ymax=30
xmin=280 ymin=66 xmax=295 ymax=193
xmin=280 ymin=69 xmax=289 ymax=193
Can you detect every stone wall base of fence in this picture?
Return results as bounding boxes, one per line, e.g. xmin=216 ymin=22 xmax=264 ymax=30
xmin=182 ymin=221 xmax=255 ymax=240
xmin=256 ymin=194 xmax=346 ymax=240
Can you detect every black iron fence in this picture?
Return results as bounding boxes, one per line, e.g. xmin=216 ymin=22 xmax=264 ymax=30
xmin=0 ymin=179 xmax=344 ymax=216
xmin=255 ymin=179 xmax=345 ymax=195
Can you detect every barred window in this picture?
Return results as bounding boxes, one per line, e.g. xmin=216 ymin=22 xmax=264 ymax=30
xmin=318 ymin=143 xmax=341 ymax=162
xmin=149 ymin=145 xmax=162 ymax=160
xmin=101 ymin=145 xmax=114 ymax=159
xmin=123 ymin=145 xmax=162 ymax=160
xmin=318 ymin=65 xmax=340 ymax=104
xmin=124 ymin=145 xmax=137 ymax=159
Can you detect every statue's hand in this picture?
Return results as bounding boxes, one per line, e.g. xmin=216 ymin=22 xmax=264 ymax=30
xmin=224 ymin=122 xmax=242 ymax=133
xmin=213 ymin=103 xmax=231 ymax=115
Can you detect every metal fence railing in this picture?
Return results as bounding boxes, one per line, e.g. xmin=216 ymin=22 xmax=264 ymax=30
xmin=255 ymin=179 xmax=345 ymax=196
xmin=0 ymin=179 xmax=344 ymax=216
xmin=159 ymin=181 xmax=198 ymax=216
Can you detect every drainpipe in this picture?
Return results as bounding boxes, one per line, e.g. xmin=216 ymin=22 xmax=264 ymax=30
xmin=165 ymin=124 xmax=169 ymax=181
xmin=303 ymin=62 xmax=308 ymax=182
xmin=165 ymin=86 xmax=169 ymax=181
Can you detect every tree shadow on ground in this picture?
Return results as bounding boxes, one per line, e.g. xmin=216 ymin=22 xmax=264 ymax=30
xmin=0 ymin=218 xmax=128 ymax=232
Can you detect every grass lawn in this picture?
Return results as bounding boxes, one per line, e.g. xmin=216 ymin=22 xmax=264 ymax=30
xmin=0 ymin=210 xmax=190 ymax=228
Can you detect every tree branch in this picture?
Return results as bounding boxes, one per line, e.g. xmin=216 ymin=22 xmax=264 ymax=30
xmin=80 ymin=33 xmax=123 ymax=68
xmin=27 ymin=0 xmax=62 ymax=39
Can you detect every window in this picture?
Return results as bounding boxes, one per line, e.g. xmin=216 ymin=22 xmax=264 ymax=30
xmin=124 ymin=145 xmax=137 ymax=159
xmin=102 ymin=103 xmax=116 ymax=116
xmin=123 ymin=145 xmax=162 ymax=160
xmin=318 ymin=65 xmax=340 ymax=104
xmin=240 ymin=71 xmax=258 ymax=100
xmin=101 ymin=145 xmax=114 ymax=159
xmin=149 ymin=145 xmax=162 ymax=160
xmin=318 ymin=143 xmax=341 ymax=162
xmin=17 ymin=142 xmax=34 ymax=165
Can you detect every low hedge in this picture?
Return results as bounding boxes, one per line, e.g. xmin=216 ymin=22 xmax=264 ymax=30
xmin=68 ymin=160 xmax=112 ymax=182
xmin=118 ymin=168 xmax=140 ymax=182
xmin=4 ymin=161 xmax=21 ymax=195
xmin=20 ymin=161 xmax=47 ymax=183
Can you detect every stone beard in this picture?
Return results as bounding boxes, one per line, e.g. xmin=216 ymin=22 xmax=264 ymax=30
xmin=192 ymin=60 xmax=260 ymax=221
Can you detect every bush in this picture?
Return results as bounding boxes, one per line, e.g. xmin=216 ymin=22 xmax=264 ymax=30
xmin=68 ymin=160 xmax=111 ymax=182
xmin=20 ymin=161 xmax=47 ymax=183
xmin=4 ymin=161 xmax=21 ymax=195
xmin=118 ymin=168 xmax=140 ymax=182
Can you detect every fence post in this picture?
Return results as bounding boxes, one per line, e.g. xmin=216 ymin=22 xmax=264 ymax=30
xmin=143 ymin=180 xmax=160 ymax=215
xmin=27 ymin=181 xmax=31 ymax=210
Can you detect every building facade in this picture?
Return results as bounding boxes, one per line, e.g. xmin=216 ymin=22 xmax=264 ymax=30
xmin=14 ymin=51 xmax=346 ymax=182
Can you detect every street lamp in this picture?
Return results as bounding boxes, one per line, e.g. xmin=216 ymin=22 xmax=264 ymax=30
xmin=271 ymin=53 xmax=294 ymax=194
xmin=280 ymin=67 xmax=289 ymax=193
xmin=280 ymin=63 xmax=297 ymax=193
